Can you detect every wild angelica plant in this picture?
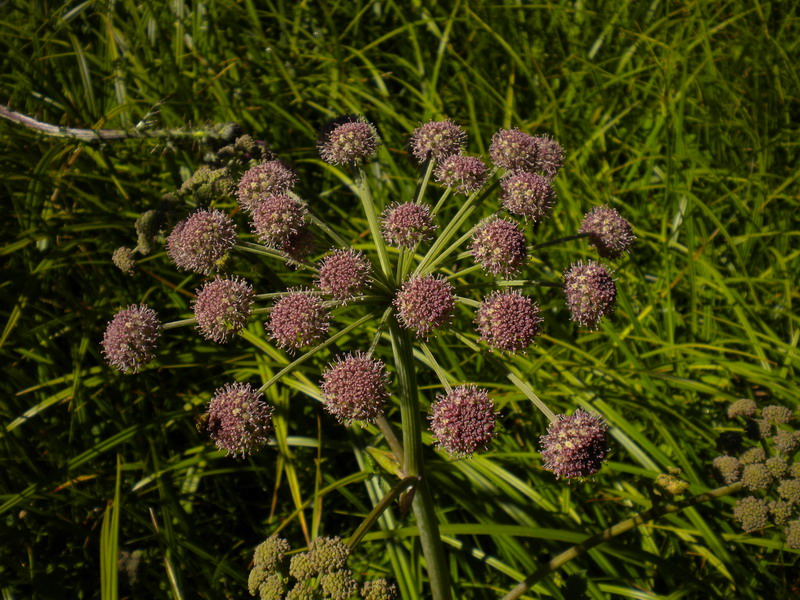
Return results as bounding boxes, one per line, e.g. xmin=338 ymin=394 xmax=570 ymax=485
xmin=101 ymin=115 xmax=649 ymax=598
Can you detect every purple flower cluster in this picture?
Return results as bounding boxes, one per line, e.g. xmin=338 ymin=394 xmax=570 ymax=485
xmin=250 ymin=194 xmax=307 ymax=248
xmin=409 ymin=120 xmax=467 ymax=163
xmin=500 ymin=172 xmax=555 ymax=222
xmin=434 ymin=155 xmax=488 ymax=194
xmin=470 ymin=217 xmax=527 ymax=278
xmin=539 ymin=409 xmax=609 ymax=479
xmin=430 ymin=386 xmax=496 ymax=457
xmin=237 ymin=160 xmax=297 ymax=211
xmin=321 ymin=353 xmax=389 ymax=424
xmin=102 ymin=305 xmax=161 ymax=373
xmin=318 ymin=115 xmax=380 ymax=165
xmin=475 ymin=290 xmax=542 ymax=353
xmin=381 ymin=202 xmax=436 ymax=248
xmin=563 ymin=261 xmax=617 ymax=329
xmin=167 ymin=209 xmax=237 ymax=274
xmin=206 ymin=383 xmax=273 ymax=456
xmin=394 ymin=276 xmax=455 ymax=338
xmin=489 ymin=129 xmax=563 ymax=177
xmin=489 ymin=128 xmax=539 ymax=172
xmin=579 ymin=206 xmax=635 ymax=259
xmin=317 ymin=249 xmax=371 ymax=301
xmin=266 ymin=290 xmax=330 ymax=350
xmin=193 ymin=277 xmax=254 ymax=343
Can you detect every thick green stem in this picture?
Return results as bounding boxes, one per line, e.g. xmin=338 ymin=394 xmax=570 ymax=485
xmin=389 ymin=319 xmax=451 ymax=600
xmin=501 ymin=482 xmax=743 ymax=600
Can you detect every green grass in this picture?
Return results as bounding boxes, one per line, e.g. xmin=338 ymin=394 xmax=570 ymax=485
xmin=1 ymin=1 xmax=799 ymax=598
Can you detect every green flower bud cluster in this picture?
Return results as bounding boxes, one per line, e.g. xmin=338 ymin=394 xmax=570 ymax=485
xmin=714 ymin=401 xmax=800 ymax=548
xmin=248 ymin=535 xmax=396 ymax=600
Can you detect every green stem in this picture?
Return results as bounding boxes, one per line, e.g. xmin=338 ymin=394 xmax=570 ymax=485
xmin=162 ymin=318 xmax=196 ymax=330
xmin=529 ymin=232 xmax=589 ymax=252
xmin=414 ymin=159 xmax=436 ymax=205
xmin=346 ymin=476 xmax=419 ymax=550
xmin=236 ymin=242 xmax=319 ymax=273
xmin=389 ymin=319 xmax=452 ymax=600
xmin=501 ymin=483 xmax=743 ymax=600
xmin=414 ymin=174 xmax=500 ymax=277
xmin=431 ymin=188 xmax=453 ymax=217
xmin=355 ymin=167 xmax=393 ymax=284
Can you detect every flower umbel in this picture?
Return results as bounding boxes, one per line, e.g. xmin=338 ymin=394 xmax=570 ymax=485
xmin=317 ymin=249 xmax=372 ymax=301
xmin=394 ymin=276 xmax=455 ymax=338
xmin=430 ymin=386 xmax=496 ymax=457
xmin=267 ymin=291 xmax=330 ymax=350
xmin=489 ymin=128 xmax=538 ymax=172
xmin=321 ymin=353 xmax=389 ymax=424
xmin=579 ymin=206 xmax=635 ymax=259
xmin=102 ymin=305 xmax=161 ymax=373
xmin=318 ymin=115 xmax=380 ymax=165
xmin=409 ymin=120 xmax=467 ymax=163
xmin=434 ymin=155 xmax=488 ymax=194
xmin=206 ymin=383 xmax=274 ymax=457
xmin=381 ymin=202 xmax=436 ymax=248
xmin=251 ymin=194 xmax=307 ymax=248
xmin=500 ymin=172 xmax=555 ymax=222
xmin=237 ymin=161 xmax=298 ymax=211
xmin=193 ymin=277 xmax=254 ymax=343
xmin=563 ymin=261 xmax=617 ymax=329
xmin=540 ymin=409 xmax=609 ymax=479
xmin=166 ymin=209 xmax=237 ymax=274
xmin=470 ymin=217 xmax=527 ymax=278
xmin=475 ymin=290 xmax=543 ymax=353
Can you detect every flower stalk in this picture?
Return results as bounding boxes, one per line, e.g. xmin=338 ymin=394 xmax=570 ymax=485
xmin=389 ymin=319 xmax=452 ymax=600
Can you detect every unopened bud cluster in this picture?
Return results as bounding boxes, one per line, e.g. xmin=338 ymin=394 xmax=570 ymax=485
xmin=713 ymin=401 xmax=800 ymax=547
xmin=248 ymin=535 xmax=396 ymax=600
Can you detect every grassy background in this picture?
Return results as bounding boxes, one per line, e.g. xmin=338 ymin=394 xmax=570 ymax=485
xmin=1 ymin=1 xmax=799 ymax=598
